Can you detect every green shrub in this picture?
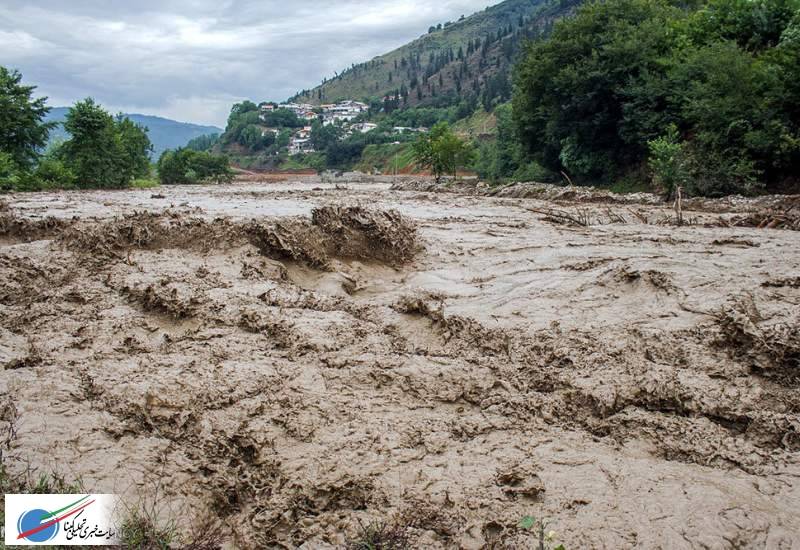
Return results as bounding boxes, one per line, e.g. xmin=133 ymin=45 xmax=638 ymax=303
xmin=512 ymin=0 xmax=800 ymax=193
xmin=33 ymin=156 xmax=76 ymax=190
xmin=118 ymin=509 xmax=176 ymax=549
xmin=157 ymin=148 xmax=233 ymax=185
xmin=1 ymin=152 xmax=77 ymax=192
xmin=0 ymin=151 xmax=21 ymax=192
xmin=647 ymin=124 xmax=690 ymax=199
xmin=685 ymin=144 xmax=763 ymax=196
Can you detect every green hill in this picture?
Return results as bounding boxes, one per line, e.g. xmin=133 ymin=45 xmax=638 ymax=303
xmin=45 ymin=107 xmax=222 ymax=160
xmin=290 ymin=0 xmax=580 ymax=109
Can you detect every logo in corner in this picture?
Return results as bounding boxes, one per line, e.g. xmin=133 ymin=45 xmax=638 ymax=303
xmin=15 ymin=496 xmax=94 ymax=543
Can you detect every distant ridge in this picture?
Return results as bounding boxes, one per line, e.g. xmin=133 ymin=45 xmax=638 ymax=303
xmin=291 ymin=0 xmax=580 ymax=108
xmin=45 ymin=107 xmax=223 ymax=159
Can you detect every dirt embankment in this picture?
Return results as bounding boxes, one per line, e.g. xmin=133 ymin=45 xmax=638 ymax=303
xmin=0 ymin=182 xmax=799 ymax=548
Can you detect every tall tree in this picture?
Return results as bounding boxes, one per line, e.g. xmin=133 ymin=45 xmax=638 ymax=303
xmin=412 ymin=122 xmax=474 ymax=182
xmin=0 ymin=66 xmax=54 ymax=169
xmin=60 ymin=98 xmax=151 ymax=188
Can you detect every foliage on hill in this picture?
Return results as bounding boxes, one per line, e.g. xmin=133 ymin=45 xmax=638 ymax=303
xmin=186 ymin=133 xmax=220 ymax=152
xmin=355 ymin=142 xmax=417 ymax=175
xmin=512 ymin=0 xmax=800 ymax=195
xmin=221 ymin=101 xmax=298 ymax=154
xmin=309 ymin=120 xmax=417 ymax=170
xmin=290 ymin=0 xmax=580 ymax=111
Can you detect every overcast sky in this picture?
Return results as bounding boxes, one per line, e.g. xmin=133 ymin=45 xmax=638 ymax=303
xmin=1 ymin=1 xmax=495 ymax=127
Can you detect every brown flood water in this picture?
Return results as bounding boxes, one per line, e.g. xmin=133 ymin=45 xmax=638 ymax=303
xmin=0 ymin=179 xmax=799 ymax=548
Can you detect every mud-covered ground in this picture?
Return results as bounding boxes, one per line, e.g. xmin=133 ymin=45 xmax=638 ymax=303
xmin=1 ymin=180 xmax=799 ymax=549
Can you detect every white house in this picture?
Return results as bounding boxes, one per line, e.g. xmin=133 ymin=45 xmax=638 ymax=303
xmin=288 ymin=137 xmax=315 ymax=155
xmin=353 ymin=122 xmax=378 ymax=133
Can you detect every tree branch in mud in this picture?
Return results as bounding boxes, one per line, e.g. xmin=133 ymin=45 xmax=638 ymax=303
xmin=524 ymin=206 xmax=592 ymax=227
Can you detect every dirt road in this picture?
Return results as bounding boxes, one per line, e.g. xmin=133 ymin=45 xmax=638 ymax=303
xmin=1 ymin=180 xmax=798 ymax=548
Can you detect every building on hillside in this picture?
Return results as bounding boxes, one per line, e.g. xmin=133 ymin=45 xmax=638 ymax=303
xmin=352 ymin=122 xmax=378 ymax=133
xmin=288 ymin=136 xmax=315 ymax=155
xmin=322 ymin=100 xmax=369 ymax=125
xmin=299 ymin=110 xmax=318 ymax=121
xmin=279 ymin=102 xmax=315 ymax=118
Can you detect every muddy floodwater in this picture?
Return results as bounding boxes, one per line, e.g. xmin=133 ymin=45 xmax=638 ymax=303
xmin=1 ymin=179 xmax=799 ymax=548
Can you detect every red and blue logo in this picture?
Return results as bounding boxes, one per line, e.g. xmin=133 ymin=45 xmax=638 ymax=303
xmin=16 ymin=496 xmax=95 ymax=542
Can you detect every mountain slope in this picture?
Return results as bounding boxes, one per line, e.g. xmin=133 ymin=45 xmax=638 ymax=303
xmin=290 ymin=0 xmax=580 ymax=109
xmin=45 ymin=108 xmax=222 ymax=159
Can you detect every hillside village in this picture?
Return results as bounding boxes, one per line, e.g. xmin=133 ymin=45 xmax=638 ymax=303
xmin=256 ymin=100 xmax=426 ymax=157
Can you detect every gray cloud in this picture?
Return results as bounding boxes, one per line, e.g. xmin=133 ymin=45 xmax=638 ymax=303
xmin=1 ymin=1 xmax=493 ymax=126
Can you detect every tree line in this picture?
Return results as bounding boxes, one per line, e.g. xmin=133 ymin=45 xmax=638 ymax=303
xmin=0 ymin=66 xmax=232 ymax=191
xmin=509 ymin=0 xmax=800 ymax=196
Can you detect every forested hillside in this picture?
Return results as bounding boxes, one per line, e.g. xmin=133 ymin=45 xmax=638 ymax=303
xmin=228 ymin=0 xmax=800 ymax=197
xmin=291 ymin=0 xmax=580 ymax=111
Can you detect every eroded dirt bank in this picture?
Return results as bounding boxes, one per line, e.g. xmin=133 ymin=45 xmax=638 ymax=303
xmin=1 ymin=181 xmax=799 ymax=549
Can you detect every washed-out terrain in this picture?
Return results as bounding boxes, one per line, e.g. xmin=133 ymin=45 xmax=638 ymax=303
xmin=0 ymin=178 xmax=799 ymax=549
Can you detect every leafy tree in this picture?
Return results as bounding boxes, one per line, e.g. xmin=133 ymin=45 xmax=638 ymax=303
xmin=412 ymin=122 xmax=474 ymax=182
xmin=0 ymin=66 xmax=54 ymax=169
xmin=186 ymin=133 xmax=220 ymax=152
xmin=0 ymin=151 xmax=21 ymax=191
xmin=58 ymin=98 xmax=152 ymax=188
xmin=157 ymin=148 xmax=233 ymax=185
xmin=647 ymin=124 xmax=689 ymax=199
xmin=513 ymin=0 xmax=683 ymax=182
xmin=310 ymin=120 xmax=343 ymax=151
xmin=116 ymin=115 xmax=153 ymax=179
xmin=512 ymin=0 xmax=800 ymax=194
xmin=687 ymin=0 xmax=799 ymax=51
xmin=30 ymin=155 xmax=76 ymax=191
xmin=227 ymin=101 xmax=259 ymax=128
xmin=260 ymin=108 xmax=303 ymax=128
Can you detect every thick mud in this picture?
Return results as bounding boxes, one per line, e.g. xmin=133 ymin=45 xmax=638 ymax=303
xmin=1 ymin=180 xmax=799 ymax=549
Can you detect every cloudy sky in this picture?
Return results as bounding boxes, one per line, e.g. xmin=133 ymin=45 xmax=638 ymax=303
xmin=1 ymin=1 xmax=496 ymax=127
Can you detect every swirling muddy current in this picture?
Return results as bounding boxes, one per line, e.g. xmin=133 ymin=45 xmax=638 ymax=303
xmin=1 ymin=180 xmax=799 ymax=549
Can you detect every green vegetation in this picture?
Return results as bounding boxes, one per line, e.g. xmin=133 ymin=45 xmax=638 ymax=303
xmin=1 ymin=71 xmax=157 ymax=192
xmin=291 ymin=0 xmax=572 ymax=109
xmin=0 ymin=67 xmax=54 ymax=170
xmin=56 ymin=99 xmax=152 ymax=189
xmin=518 ymin=515 xmax=566 ymax=550
xmin=412 ymin=122 xmax=474 ymax=181
xmin=45 ymin=108 xmax=222 ymax=160
xmin=356 ymin=142 xmax=416 ymax=174
xmin=221 ymin=101 xmax=301 ymax=154
xmin=513 ymin=0 xmax=800 ymax=195
xmin=118 ymin=509 xmax=177 ymax=549
xmin=0 ymin=67 xmax=58 ymax=191
xmin=157 ymin=148 xmax=233 ymax=185
xmin=186 ymin=132 xmax=220 ymax=151
xmin=647 ymin=124 xmax=690 ymax=199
